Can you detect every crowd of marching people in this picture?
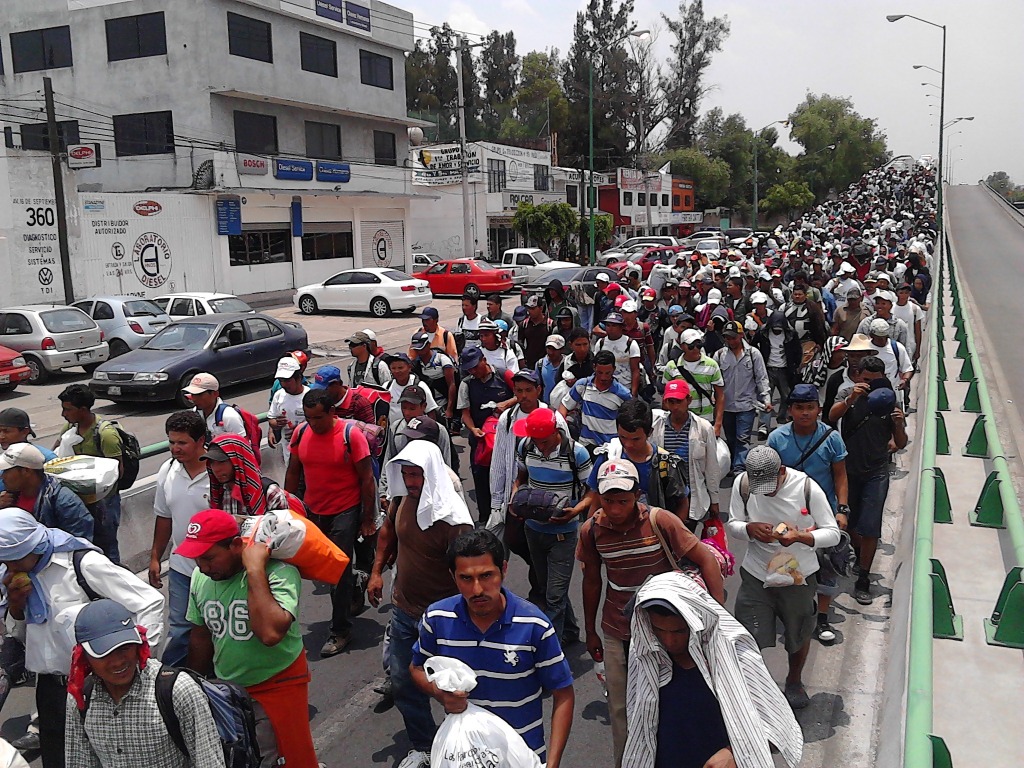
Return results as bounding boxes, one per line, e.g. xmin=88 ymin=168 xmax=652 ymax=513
xmin=0 ymin=161 xmax=936 ymax=768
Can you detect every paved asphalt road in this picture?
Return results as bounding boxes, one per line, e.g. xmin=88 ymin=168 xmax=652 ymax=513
xmin=2 ymin=289 xmax=915 ymax=766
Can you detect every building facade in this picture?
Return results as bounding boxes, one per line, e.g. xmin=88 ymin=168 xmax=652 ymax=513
xmin=0 ymin=0 xmax=430 ymax=301
xmin=598 ymin=168 xmax=701 ymax=240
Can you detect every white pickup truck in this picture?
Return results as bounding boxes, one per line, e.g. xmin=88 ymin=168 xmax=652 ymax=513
xmin=499 ymin=248 xmax=577 ymax=284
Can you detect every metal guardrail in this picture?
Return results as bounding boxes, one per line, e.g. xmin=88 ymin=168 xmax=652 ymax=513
xmin=981 ymin=182 xmax=1024 ymax=225
xmin=905 ymin=218 xmax=1024 ymax=768
xmin=137 ymin=412 xmax=270 ymax=462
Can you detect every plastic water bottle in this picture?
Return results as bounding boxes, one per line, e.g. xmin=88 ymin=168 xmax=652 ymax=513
xmin=594 ymin=662 xmax=608 ymax=697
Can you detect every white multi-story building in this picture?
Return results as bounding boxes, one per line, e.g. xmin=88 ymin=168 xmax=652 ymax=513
xmin=0 ymin=0 xmax=430 ymax=303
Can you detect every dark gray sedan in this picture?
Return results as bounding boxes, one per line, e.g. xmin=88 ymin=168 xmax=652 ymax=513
xmin=89 ymin=313 xmax=308 ymax=406
xmin=518 ymin=265 xmax=619 ymax=305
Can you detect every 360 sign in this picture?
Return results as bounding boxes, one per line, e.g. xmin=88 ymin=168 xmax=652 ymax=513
xmin=25 ymin=207 xmax=56 ymax=227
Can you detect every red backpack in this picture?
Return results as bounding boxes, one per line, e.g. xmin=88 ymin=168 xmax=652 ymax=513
xmin=472 ymin=415 xmax=499 ymax=465
xmin=215 ymin=403 xmax=264 ymax=466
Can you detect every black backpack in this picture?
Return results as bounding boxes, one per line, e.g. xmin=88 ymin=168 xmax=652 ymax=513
xmin=81 ymin=667 xmax=265 ymax=768
xmin=94 ymin=420 xmax=141 ymax=491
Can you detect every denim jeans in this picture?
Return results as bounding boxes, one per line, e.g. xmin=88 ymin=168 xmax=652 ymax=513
xmin=848 ymin=471 xmax=890 ymax=539
xmin=309 ymin=507 xmax=360 ymax=636
xmin=162 ymin=569 xmax=192 ymax=667
xmin=389 ymin=607 xmax=436 ymax=751
xmin=724 ymin=410 xmax=756 ymax=473
xmin=760 ymin=366 xmax=792 ymax=429
xmin=523 ymin=525 xmax=579 ymax=640
xmin=88 ymin=492 xmax=121 ymax=563
xmin=578 ymin=304 xmax=594 ymax=333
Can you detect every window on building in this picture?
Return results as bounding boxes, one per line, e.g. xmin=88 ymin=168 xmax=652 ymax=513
xmin=672 ymin=194 xmax=681 ymax=208
xmin=300 ymin=31 xmax=336 ymax=77
xmin=684 ymin=194 xmax=692 ymax=207
xmin=301 ymin=228 xmax=354 ymax=261
xmin=227 ymin=12 xmax=272 ymax=63
xmin=359 ymin=50 xmax=393 ymax=89
xmin=11 ymin=26 xmax=73 ymax=72
xmin=533 ymin=164 xmax=550 ymax=191
xmin=234 ymin=111 xmax=277 ymax=154
xmin=623 ymin=191 xmax=633 ymax=206
xmin=662 ymin=194 xmax=669 ymax=207
xmin=373 ymin=131 xmax=396 ymax=166
xmin=228 ymin=229 xmax=292 ymax=266
xmin=637 ymin=192 xmax=647 ymax=206
xmin=106 ymin=12 xmax=167 ymax=61
xmin=566 ymin=184 xmax=578 ymax=207
xmin=305 ymin=121 xmax=341 ymax=160
xmin=20 ymin=120 xmax=79 ymax=151
xmin=112 ymin=111 xmax=174 ymax=156
xmin=487 ymin=158 xmax=506 ymax=193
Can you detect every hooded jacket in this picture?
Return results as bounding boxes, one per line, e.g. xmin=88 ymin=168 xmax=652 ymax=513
xmin=752 ymin=311 xmax=802 ymax=385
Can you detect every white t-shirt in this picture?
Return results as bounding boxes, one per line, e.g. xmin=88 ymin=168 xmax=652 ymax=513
xmin=767 ymin=329 xmax=786 ymax=368
xmin=481 ymin=346 xmax=519 ymax=376
xmin=892 ymin=301 xmax=924 ymax=356
xmin=871 ymin=339 xmax=914 ymax=390
xmin=268 ymin=385 xmax=310 ymax=463
xmin=595 ymin=335 xmax=641 ymax=389
xmin=153 ymin=459 xmax=211 ymax=576
xmin=726 ymin=469 xmax=840 ymax=582
xmin=457 ymin=314 xmax=483 ymax=349
xmin=202 ymin=399 xmax=245 ymax=437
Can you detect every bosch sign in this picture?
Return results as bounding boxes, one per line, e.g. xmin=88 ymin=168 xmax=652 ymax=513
xmin=133 ymin=200 xmax=163 ymax=217
xmin=236 ymin=154 xmax=269 ymax=176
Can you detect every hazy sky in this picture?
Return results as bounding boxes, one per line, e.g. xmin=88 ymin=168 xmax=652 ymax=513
xmin=399 ymin=0 xmax=1024 ymax=184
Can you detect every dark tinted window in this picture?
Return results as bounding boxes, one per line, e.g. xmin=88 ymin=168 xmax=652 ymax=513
xmin=300 ymin=32 xmax=336 ymax=77
xmin=227 ymin=12 xmax=272 ymax=63
xmin=112 ymin=111 xmax=174 ymax=156
xmin=301 ymin=231 xmax=353 ymax=261
xmin=11 ymin=26 xmax=73 ymax=72
xmin=20 ymin=120 xmax=79 ymax=151
xmin=228 ymin=230 xmax=292 ymax=266
xmin=106 ymin=12 xmax=167 ymax=61
xmin=359 ymin=50 xmax=393 ymax=89
xmin=373 ymin=131 xmax=396 ymax=166
xmin=305 ymin=121 xmax=341 ymax=160
xmin=566 ymin=185 xmax=578 ymax=207
xmin=233 ymin=111 xmax=277 ymax=154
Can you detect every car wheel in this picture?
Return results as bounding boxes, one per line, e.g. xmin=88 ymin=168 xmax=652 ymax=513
xmin=298 ymin=295 xmax=319 ymax=315
xmin=24 ymin=356 xmax=47 ymax=384
xmin=175 ymin=372 xmax=198 ymax=408
xmin=463 ymin=283 xmax=480 ymax=299
xmin=82 ymin=363 xmax=101 ymax=375
xmin=370 ymin=297 xmax=391 ymax=318
xmin=109 ymin=339 xmax=130 ymax=358
xmin=0 ymin=384 xmax=16 ymax=394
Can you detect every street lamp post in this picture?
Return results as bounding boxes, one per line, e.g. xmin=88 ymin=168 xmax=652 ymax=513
xmin=588 ymin=29 xmax=649 ymax=264
xmin=752 ymin=119 xmax=787 ymax=231
xmin=889 ymin=14 xmax=946 ymax=235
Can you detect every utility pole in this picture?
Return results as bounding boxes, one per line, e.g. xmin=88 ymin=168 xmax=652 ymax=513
xmin=455 ymin=37 xmax=474 ymax=260
xmin=752 ymin=136 xmax=759 ymax=231
xmin=43 ymin=77 xmax=75 ymax=304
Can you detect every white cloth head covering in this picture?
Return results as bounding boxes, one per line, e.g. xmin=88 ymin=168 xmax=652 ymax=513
xmin=384 ymin=441 xmax=473 ymax=530
xmin=623 ymin=572 xmax=803 ymax=768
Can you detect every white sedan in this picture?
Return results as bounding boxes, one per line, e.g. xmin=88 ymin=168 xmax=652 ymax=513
xmin=293 ymin=267 xmax=433 ymax=318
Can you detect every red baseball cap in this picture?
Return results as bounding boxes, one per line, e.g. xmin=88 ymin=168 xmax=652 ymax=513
xmin=512 ymin=408 xmax=558 ymax=440
xmin=174 ymin=509 xmax=240 ymax=558
xmin=663 ymin=380 xmax=691 ymax=401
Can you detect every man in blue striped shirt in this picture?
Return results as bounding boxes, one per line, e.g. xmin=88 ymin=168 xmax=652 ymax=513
xmin=411 ymin=529 xmax=575 ymax=767
xmin=558 ymin=350 xmax=631 ymax=452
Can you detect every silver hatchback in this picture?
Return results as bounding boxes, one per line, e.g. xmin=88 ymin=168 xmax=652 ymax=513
xmin=73 ymin=296 xmax=171 ymax=358
xmin=0 ymin=306 xmax=109 ymax=383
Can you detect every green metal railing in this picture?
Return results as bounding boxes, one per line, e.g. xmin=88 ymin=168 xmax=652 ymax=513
xmin=137 ymin=413 xmax=270 ymax=461
xmin=905 ymin=227 xmax=1024 ymax=768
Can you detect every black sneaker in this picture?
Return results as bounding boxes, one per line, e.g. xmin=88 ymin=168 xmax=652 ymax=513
xmin=814 ymin=621 xmax=837 ymax=645
xmin=854 ymin=578 xmax=873 ymax=605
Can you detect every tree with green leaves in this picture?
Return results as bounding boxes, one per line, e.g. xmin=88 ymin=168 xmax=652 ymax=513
xmin=581 ymin=213 xmax=615 ymax=253
xmin=512 ymin=202 xmax=580 ymax=255
xmin=986 ymin=171 xmax=1013 ymax=197
xmin=479 ymin=32 xmax=520 ymax=137
xmin=500 ymin=50 xmax=568 ymax=144
xmin=788 ymin=93 xmax=889 ymax=200
xmin=760 ymin=181 xmax=815 ymax=220
xmin=656 ymin=147 xmax=730 ymax=206
xmin=661 ymin=0 xmax=730 ymax=150
xmin=405 ymin=25 xmax=460 ymax=141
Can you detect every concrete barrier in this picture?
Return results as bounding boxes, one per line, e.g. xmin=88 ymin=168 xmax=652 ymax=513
xmin=118 ymin=443 xmax=286 ymax=572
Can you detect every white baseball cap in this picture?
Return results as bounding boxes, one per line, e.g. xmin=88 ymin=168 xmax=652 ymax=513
xmin=706 ymin=288 xmax=722 ymax=305
xmin=680 ymin=329 xmax=704 ymax=345
xmin=274 ymin=356 xmax=302 ymax=379
xmin=750 ymin=291 xmax=769 ymax=305
xmin=0 ymin=443 xmax=46 ymax=471
xmin=597 ymin=459 xmax=640 ymax=494
xmin=182 ymin=372 xmax=219 ymax=394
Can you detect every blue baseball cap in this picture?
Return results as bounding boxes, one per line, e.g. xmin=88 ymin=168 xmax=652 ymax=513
xmin=605 ymin=312 xmax=624 ymax=325
xmin=512 ymin=369 xmax=540 ymax=385
xmin=668 ymin=304 xmax=685 ymax=315
xmin=312 ymin=365 xmax=342 ymax=389
xmin=787 ymin=383 xmax=819 ymax=403
xmin=75 ymin=599 xmax=142 ymax=658
xmin=867 ymin=386 xmax=897 ymax=416
xmin=420 ymin=307 xmax=439 ymax=320
xmin=459 ymin=347 xmax=485 ymax=373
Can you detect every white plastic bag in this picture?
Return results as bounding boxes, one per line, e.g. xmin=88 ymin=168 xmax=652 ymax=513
xmin=426 ymin=657 xmax=541 ymax=768
xmin=715 ymin=437 xmax=731 ymax=477
xmin=56 ymin=427 xmax=83 ymax=459
xmin=44 ymin=456 xmax=120 ymax=499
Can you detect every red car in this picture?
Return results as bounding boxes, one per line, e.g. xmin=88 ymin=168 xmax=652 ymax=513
xmin=414 ymin=259 xmax=514 ymax=298
xmin=0 ymin=345 xmax=32 ymax=394
xmin=608 ymin=246 xmax=679 ymax=279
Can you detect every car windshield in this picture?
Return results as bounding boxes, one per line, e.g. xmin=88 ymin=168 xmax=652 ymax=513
xmin=383 ymin=270 xmax=414 ymax=281
xmin=144 ymin=323 xmax=216 ymax=351
xmin=536 ymin=267 xmax=581 ymax=284
xmin=41 ymin=309 xmax=94 ymax=333
xmin=209 ymin=297 xmax=252 ymax=313
xmin=530 ymin=250 xmax=553 ymax=264
xmin=123 ymin=300 xmax=165 ymax=318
